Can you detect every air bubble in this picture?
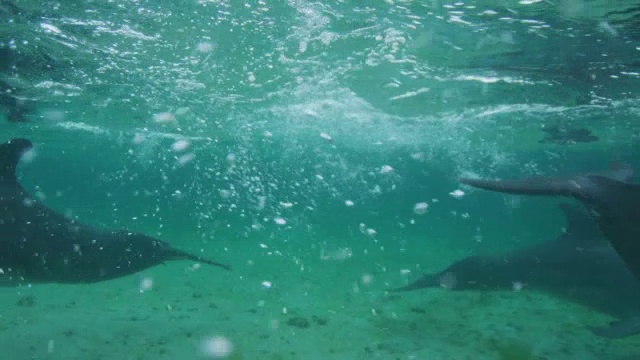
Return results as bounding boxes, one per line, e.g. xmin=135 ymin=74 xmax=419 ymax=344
xmin=201 ymin=336 xmax=233 ymax=358
xmin=413 ymin=202 xmax=429 ymax=215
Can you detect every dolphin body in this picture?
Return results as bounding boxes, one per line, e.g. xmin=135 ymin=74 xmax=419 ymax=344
xmin=392 ymin=203 xmax=640 ymax=338
xmin=0 ymin=138 xmax=231 ymax=285
xmin=458 ymin=165 xmax=639 ymax=279
xmin=452 ymin=165 xmax=640 ymax=338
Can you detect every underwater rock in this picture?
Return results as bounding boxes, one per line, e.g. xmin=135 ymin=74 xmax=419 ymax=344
xmin=286 ymin=316 xmax=311 ymax=329
xmin=312 ymin=315 xmax=328 ymax=325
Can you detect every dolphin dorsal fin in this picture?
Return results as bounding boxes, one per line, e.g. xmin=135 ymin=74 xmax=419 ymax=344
xmin=610 ymin=162 xmax=634 ymax=182
xmin=592 ymin=162 xmax=634 ymax=183
xmin=0 ymin=138 xmax=33 ymax=181
xmin=557 ymin=203 xmax=602 ymax=240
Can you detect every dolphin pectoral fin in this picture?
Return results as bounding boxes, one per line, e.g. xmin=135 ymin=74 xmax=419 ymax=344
xmin=159 ymin=242 xmax=232 ymax=271
xmin=589 ymin=316 xmax=640 ymax=339
xmin=188 ymin=254 xmax=232 ymax=271
xmin=459 ymin=176 xmax=575 ymax=196
xmin=556 ymin=203 xmax=602 ymax=240
xmin=389 ymin=273 xmax=440 ymax=292
xmin=170 ymin=248 xmax=232 ymax=271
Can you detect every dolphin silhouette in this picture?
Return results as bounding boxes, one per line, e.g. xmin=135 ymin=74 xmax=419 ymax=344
xmin=391 ymin=203 xmax=640 ymax=338
xmin=0 ymin=138 xmax=231 ymax=285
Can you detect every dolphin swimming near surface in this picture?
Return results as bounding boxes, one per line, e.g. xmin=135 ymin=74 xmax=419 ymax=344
xmin=0 ymin=138 xmax=231 ymax=285
xmin=391 ymin=203 xmax=640 ymax=338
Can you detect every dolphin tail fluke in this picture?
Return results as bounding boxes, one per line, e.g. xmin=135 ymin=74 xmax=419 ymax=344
xmin=459 ymin=176 xmax=575 ymax=196
xmin=389 ymin=273 xmax=440 ymax=292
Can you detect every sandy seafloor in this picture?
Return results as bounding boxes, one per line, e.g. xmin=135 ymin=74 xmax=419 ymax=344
xmin=1 ymin=227 xmax=639 ymax=360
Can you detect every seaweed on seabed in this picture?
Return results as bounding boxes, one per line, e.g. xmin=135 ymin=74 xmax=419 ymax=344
xmin=491 ymin=338 xmax=534 ymax=360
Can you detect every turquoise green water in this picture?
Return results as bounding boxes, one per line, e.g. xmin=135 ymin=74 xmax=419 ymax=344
xmin=1 ymin=0 xmax=640 ymax=359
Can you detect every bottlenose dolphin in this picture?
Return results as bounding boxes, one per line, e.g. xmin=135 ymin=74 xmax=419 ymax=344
xmin=392 ymin=203 xmax=640 ymax=338
xmin=0 ymin=138 xmax=231 ymax=285
xmin=457 ymin=165 xmax=640 ymax=281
